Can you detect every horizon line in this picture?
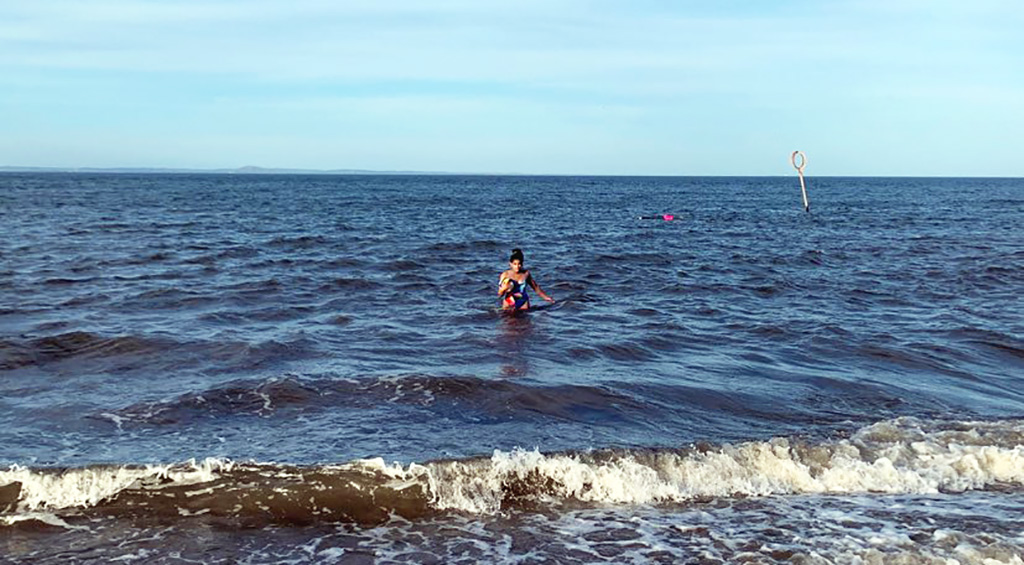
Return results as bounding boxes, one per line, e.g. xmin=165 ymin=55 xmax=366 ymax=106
xmin=0 ymin=165 xmax=1020 ymax=179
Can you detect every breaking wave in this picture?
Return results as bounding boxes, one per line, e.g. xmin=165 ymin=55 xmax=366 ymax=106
xmin=3 ymin=418 xmax=1022 ymax=527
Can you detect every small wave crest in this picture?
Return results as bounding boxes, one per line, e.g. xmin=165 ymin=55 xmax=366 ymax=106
xmin=0 ymin=332 xmax=167 ymax=371
xmin=1 ymin=459 xmax=232 ymax=513
xmin=3 ymin=418 xmax=1022 ymax=527
xmin=0 ymin=332 xmax=321 ymax=375
xmin=100 ymin=376 xmax=325 ymax=425
xmin=95 ymin=374 xmax=650 ymax=427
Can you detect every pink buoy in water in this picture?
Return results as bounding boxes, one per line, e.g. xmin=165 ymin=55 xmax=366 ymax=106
xmin=638 ymin=214 xmax=679 ymax=221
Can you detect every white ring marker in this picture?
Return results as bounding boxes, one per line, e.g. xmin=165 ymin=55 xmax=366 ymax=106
xmin=791 ymin=150 xmax=810 ymax=212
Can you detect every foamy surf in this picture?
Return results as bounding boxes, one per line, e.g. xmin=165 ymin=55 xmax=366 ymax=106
xmin=427 ymin=417 xmax=1024 ymax=512
xmin=1 ymin=418 xmax=1021 ymax=526
xmin=0 ymin=458 xmax=234 ymax=513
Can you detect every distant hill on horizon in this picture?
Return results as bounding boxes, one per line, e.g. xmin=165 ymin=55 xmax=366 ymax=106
xmin=3 ymin=166 xmax=1013 ymax=178
xmin=0 ymin=165 xmax=453 ymax=175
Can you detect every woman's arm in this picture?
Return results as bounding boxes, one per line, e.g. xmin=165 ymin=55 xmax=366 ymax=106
xmin=527 ymin=273 xmax=555 ymax=303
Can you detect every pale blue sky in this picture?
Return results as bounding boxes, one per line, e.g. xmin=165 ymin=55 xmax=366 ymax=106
xmin=1 ymin=1 xmax=1021 ymax=175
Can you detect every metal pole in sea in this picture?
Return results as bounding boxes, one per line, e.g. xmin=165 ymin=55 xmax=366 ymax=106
xmin=791 ymin=150 xmax=810 ymax=212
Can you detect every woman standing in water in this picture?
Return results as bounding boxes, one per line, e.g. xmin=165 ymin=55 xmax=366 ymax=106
xmin=498 ymin=248 xmax=555 ymax=311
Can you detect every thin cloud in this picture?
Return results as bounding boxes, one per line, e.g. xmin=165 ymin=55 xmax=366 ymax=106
xmin=1 ymin=0 xmax=1021 ymax=174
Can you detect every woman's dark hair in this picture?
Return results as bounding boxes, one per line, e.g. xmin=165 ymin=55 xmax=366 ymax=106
xmin=510 ymin=248 xmax=525 ymax=263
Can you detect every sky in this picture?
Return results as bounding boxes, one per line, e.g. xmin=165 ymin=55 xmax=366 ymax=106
xmin=1 ymin=0 xmax=1021 ymax=176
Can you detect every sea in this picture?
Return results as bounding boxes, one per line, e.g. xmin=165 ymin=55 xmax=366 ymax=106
xmin=1 ymin=173 xmax=1022 ymax=564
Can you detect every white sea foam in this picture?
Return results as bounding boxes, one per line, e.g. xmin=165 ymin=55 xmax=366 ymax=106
xmin=425 ymin=418 xmax=1024 ymax=513
xmin=97 ymin=412 xmax=127 ymax=430
xmin=339 ymin=491 xmax=1024 ymax=564
xmin=0 ymin=458 xmax=233 ymax=512
xmin=1 ymin=419 xmax=1021 ymax=517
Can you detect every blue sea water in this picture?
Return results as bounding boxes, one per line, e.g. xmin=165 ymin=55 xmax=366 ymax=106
xmin=1 ymin=173 xmax=1022 ymax=563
